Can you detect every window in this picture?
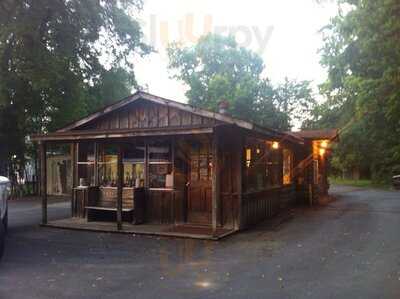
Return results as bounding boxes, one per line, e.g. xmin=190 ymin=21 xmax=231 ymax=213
xmin=123 ymin=144 xmax=145 ymax=187
xmin=77 ymin=143 xmax=95 ymax=186
xmin=243 ymin=138 xmax=268 ymax=192
xmin=243 ymin=139 xmax=284 ymax=192
xmin=283 ymin=149 xmax=293 ymax=185
xmin=266 ymin=142 xmax=282 ymax=187
xmin=98 ymin=145 xmax=118 ymax=187
xmin=189 ymin=138 xmax=212 ymax=182
xmin=148 ymin=141 xmax=173 ymax=189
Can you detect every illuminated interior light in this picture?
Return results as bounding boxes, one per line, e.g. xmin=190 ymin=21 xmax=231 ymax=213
xmin=319 ymin=148 xmax=326 ymax=156
xmin=272 ymin=142 xmax=279 ymax=150
xmin=320 ymin=140 xmax=329 ymax=149
xmin=246 ymin=149 xmax=251 ymax=160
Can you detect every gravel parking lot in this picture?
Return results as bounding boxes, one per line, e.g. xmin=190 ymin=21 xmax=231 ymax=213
xmin=1 ymin=185 xmax=400 ymax=299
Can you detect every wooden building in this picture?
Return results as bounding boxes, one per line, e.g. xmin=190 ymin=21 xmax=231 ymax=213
xmin=32 ymin=91 xmax=338 ymax=239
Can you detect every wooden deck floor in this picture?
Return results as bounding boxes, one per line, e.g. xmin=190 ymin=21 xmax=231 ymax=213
xmin=44 ymin=218 xmax=236 ymax=240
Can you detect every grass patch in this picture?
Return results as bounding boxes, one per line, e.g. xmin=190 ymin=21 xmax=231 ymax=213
xmin=330 ymin=177 xmax=391 ymax=190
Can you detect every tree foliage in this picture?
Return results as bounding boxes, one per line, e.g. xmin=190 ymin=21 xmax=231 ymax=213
xmin=168 ymin=34 xmax=316 ymax=131
xmin=307 ymin=0 xmax=400 ymax=181
xmin=0 ymin=0 xmax=150 ymax=176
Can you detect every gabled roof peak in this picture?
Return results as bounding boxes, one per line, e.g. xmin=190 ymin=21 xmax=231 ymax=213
xmin=56 ymin=91 xmax=281 ymax=138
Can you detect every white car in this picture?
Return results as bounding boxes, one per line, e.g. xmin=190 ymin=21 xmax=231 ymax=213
xmin=393 ymin=175 xmax=400 ymax=190
xmin=0 ymin=176 xmax=10 ymax=259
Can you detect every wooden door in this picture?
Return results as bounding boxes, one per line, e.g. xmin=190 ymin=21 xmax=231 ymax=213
xmin=187 ymin=140 xmax=212 ymax=225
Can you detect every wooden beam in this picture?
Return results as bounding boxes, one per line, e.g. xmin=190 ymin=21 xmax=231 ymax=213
xmin=71 ymin=143 xmax=77 ymax=217
xmin=34 ymin=144 xmax=39 ymax=195
xmin=211 ymin=129 xmax=220 ymax=236
xmin=40 ymin=142 xmax=47 ymax=225
xmin=171 ymin=137 xmax=176 ymax=224
xmin=71 ymin=143 xmax=77 ymax=189
xmin=144 ymin=143 xmax=149 ymax=189
xmin=94 ymin=142 xmax=99 ymax=186
xmin=31 ymin=127 xmax=215 ymax=142
xmin=117 ymin=144 xmax=123 ymax=230
xmin=236 ymin=135 xmax=244 ymax=230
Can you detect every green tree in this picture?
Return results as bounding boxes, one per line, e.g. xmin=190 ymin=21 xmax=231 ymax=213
xmin=0 ymin=0 xmax=150 ymax=177
xmin=168 ymin=34 xmax=265 ymax=121
xmin=273 ymin=78 xmax=316 ymax=129
xmin=309 ymin=0 xmax=400 ymax=181
xmin=168 ymin=34 xmax=316 ymax=131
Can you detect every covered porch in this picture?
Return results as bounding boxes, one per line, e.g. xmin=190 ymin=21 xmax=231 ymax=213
xmin=35 ymin=125 xmax=241 ymax=239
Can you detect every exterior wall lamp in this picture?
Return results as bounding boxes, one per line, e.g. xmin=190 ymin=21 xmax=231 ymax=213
xmin=272 ymin=141 xmax=279 ymax=150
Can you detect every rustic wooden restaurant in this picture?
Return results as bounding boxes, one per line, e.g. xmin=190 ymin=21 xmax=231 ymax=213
xmin=31 ymin=91 xmax=338 ymax=240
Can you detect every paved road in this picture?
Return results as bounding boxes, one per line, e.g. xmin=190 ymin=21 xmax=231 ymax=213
xmin=1 ymin=185 xmax=400 ymax=299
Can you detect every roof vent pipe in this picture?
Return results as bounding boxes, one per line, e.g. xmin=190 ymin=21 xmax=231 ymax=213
xmin=218 ymin=100 xmax=230 ymax=115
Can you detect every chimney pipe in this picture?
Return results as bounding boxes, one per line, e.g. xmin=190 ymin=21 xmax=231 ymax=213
xmin=218 ymin=100 xmax=230 ymax=115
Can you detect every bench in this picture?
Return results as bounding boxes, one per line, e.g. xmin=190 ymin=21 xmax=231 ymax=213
xmin=85 ymin=187 xmax=135 ymax=222
xmin=85 ymin=187 xmax=146 ymax=224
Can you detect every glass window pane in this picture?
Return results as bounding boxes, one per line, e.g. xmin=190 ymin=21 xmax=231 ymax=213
xmin=77 ymin=143 xmax=95 ymax=186
xmin=123 ymin=145 xmax=145 ymax=163
xmin=243 ymin=138 xmax=268 ymax=192
xmin=123 ymin=144 xmax=145 ymax=187
xmin=78 ymin=164 xmax=94 ymax=186
xmin=149 ymin=164 xmax=173 ymax=188
xmin=283 ymin=149 xmax=293 ymax=185
xmin=149 ymin=142 xmax=171 ymax=162
xmin=149 ymin=141 xmax=173 ymax=189
xmin=78 ymin=143 xmax=94 ymax=163
xmin=266 ymin=144 xmax=282 ymax=187
xmin=98 ymin=145 xmax=118 ymax=187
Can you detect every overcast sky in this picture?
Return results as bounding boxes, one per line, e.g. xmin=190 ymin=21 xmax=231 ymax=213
xmin=134 ymin=0 xmax=338 ymax=103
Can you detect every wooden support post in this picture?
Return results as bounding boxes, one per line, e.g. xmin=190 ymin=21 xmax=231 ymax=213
xmin=117 ymin=144 xmax=123 ymax=230
xmin=144 ymin=143 xmax=149 ymax=188
xmin=171 ymin=137 xmax=176 ymax=224
xmin=34 ymin=144 xmax=39 ymax=195
xmin=40 ymin=142 xmax=47 ymax=225
xmin=71 ymin=143 xmax=77 ymax=189
xmin=236 ymin=135 xmax=243 ymax=230
xmin=71 ymin=143 xmax=77 ymax=217
xmin=74 ymin=143 xmax=79 ymax=187
xmin=212 ymin=129 xmax=220 ymax=236
xmin=94 ymin=142 xmax=99 ymax=186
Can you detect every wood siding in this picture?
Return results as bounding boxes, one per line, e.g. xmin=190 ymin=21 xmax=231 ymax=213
xmin=80 ymin=100 xmax=218 ymax=131
xmin=218 ymin=127 xmax=243 ymax=229
xmin=146 ymin=190 xmax=174 ymax=224
xmin=241 ymin=185 xmax=296 ymax=228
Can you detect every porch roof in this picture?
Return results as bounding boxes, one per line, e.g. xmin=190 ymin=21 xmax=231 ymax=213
xmin=286 ymin=129 xmax=339 ymax=141
xmin=31 ymin=126 xmax=215 ymax=142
